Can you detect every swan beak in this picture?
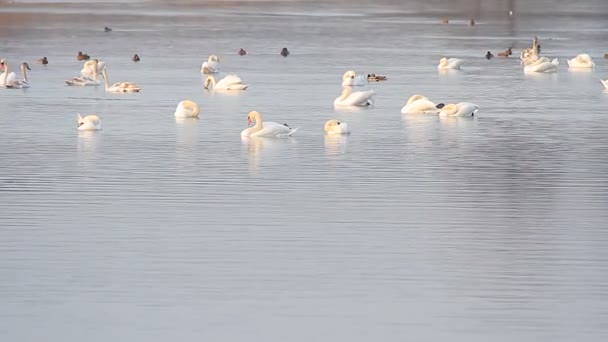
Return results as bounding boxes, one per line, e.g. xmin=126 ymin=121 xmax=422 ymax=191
xmin=26 ymin=64 xmax=31 ymax=70
xmin=247 ymin=118 xmax=252 ymax=126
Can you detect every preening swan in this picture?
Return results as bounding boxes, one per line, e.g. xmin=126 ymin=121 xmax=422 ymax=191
xmin=567 ymin=54 xmax=595 ymax=68
xmin=437 ymin=57 xmax=464 ymax=70
xmin=174 ymin=100 xmax=200 ymax=118
xmin=520 ymin=36 xmax=540 ymax=66
xmin=204 ymin=74 xmax=248 ymax=90
xmin=333 ymin=87 xmax=375 ymax=107
xmin=324 ymin=119 xmax=351 ymax=135
xmin=81 ymin=59 xmax=106 ymax=77
xmin=201 ymin=55 xmax=220 ymax=74
xmin=1 ymin=60 xmax=31 ymax=89
xmin=241 ymin=111 xmax=299 ymax=138
xmin=439 ymin=102 xmax=479 ymax=117
xmin=77 ymin=113 xmax=102 ymax=131
xmin=341 ymin=71 xmax=366 ymax=86
xmin=400 ymin=95 xmax=445 ymax=114
xmin=67 ymin=59 xmax=100 ymax=86
xmin=101 ymin=67 xmax=141 ymax=92
xmin=523 ymin=57 xmax=559 ymax=73
xmin=601 ymin=79 xmax=608 ymax=90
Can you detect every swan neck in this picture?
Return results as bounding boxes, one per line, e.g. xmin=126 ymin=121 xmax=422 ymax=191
xmin=2 ymin=63 xmax=7 ymax=85
xmin=102 ymin=69 xmax=109 ymax=90
xmin=22 ymin=64 xmax=28 ymax=83
xmin=206 ymin=76 xmax=216 ymax=89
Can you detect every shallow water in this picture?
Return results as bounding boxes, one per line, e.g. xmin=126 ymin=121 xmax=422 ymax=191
xmin=1 ymin=1 xmax=608 ymax=341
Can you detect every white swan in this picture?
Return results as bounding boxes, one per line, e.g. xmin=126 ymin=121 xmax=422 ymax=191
xmin=601 ymin=79 xmax=608 ymax=90
xmin=439 ymin=102 xmax=479 ymax=117
xmin=333 ymin=87 xmax=375 ymax=107
xmin=174 ymin=100 xmax=200 ymax=118
xmin=77 ymin=113 xmax=102 ymax=131
xmin=520 ymin=36 xmax=540 ymax=66
xmin=400 ymin=95 xmax=445 ymax=114
xmin=101 ymin=67 xmax=141 ymax=92
xmin=203 ymin=74 xmax=248 ymax=90
xmin=324 ymin=119 xmax=351 ymax=135
xmin=567 ymin=54 xmax=595 ymax=68
xmin=67 ymin=59 xmax=100 ymax=86
xmin=201 ymin=55 xmax=220 ymax=74
xmin=437 ymin=57 xmax=464 ymax=70
xmin=241 ymin=111 xmax=299 ymax=138
xmin=1 ymin=60 xmax=31 ymax=88
xmin=524 ymin=57 xmax=559 ymax=73
xmin=341 ymin=71 xmax=366 ymax=86
xmin=80 ymin=59 xmax=106 ymax=77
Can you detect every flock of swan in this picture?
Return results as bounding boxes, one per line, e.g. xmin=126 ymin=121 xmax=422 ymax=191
xmin=1 ymin=36 xmax=607 ymax=137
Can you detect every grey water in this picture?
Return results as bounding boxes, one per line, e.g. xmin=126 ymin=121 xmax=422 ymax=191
xmin=1 ymin=0 xmax=608 ymax=341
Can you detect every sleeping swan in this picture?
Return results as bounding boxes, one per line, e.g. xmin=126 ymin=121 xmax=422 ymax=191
xmin=439 ymin=102 xmax=479 ymax=117
xmin=77 ymin=113 xmax=102 ymax=131
xmin=324 ymin=119 xmax=351 ymax=135
xmin=241 ymin=111 xmax=299 ymax=138
xmin=401 ymin=95 xmax=444 ymax=114
xmin=437 ymin=57 xmax=464 ymax=70
xmin=341 ymin=71 xmax=366 ymax=86
xmin=333 ymin=87 xmax=375 ymax=107
xmin=174 ymin=100 xmax=200 ymax=118
xmin=567 ymin=54 xmax=595 ymax=68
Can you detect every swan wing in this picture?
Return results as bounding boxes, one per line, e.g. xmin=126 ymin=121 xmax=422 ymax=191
xmin=216 ymin=74 xmax=247 ymax=89
xmin=456 ymin=102 xmax=479 ymax=116
xmin=345 ymin=90 xmax=375 ymax=106
xmin=449 ymin=58 xmax=464 ymax=69
xmin=253 ymin=122 xmax=298 ymax=137
xmin=401 ymin=98 xmax=439 ymax=114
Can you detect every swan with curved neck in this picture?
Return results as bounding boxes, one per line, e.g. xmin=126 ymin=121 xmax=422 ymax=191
xmin=567 ymin=54 xmax=595 ymax=68
xmin=201 ymin=55 xmax=220 ymax=74
xmin=77 ymin=113 xmax=102 ymax=131
xmin=401 ymin=95 xmax=445 ymax=114
xmin=81 ymin=59 xmax=106 ymax=77
xmin=439 ymin=102 xmax=479 ymax=117
xmin=101 ymin=67 xmax=141 ymax=92
xmin=437 ymin=57 xmax=464 ymax=70
xmin=174 ymin=100 xmax=200 ymax=118
xmin=333 ymin=87 xmax=375 ymax=107
xmin=324 ymin=119 xmax=351 ymax=135
xmin=523 ymin=57 xmax=559 ymax=73
xmin=1 ymin=60 xmax=31 ymax=88
xmin=67 ymin=59 xmax=100 ymax=86
xmin=204 ymin=74 xmax=248 ymax=90
xmin=240 ymin=111 xmax=299 ymax=138
xmin=341 ymin=71 xmax=366 ymax=86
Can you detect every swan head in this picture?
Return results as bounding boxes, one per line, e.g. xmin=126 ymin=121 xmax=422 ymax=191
xmin=343 ymin=70 xmax=356 ymax=81
xmin=0 ymin=59 xmax=5 ymax=71
xmin=247 ymin=111 xmax=261 ymax=126
xmin=439 ymin=57 xmax=448 ymax=65
xmin=21 ymin=62 xmax=31 ymax=71
xmin=324 ymin=119 xmax=351 ymax=134
xmin=208 ymin=55 xmax=220 ymax=62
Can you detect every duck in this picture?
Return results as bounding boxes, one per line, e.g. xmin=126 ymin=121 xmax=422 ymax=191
xmin=174 ymin=100 xmax=200 ymax=118
xmin=437 ymin=57 xmax=464 ymax=70
xmin=523 ymin=56 xmax=559 ymax=73
xmin=37 ymin=57 xmax=48 ymax=65
xmin=66 ymin=59 xmax=101 ymax=86
xmin=101 ymin=67 xmax=141 ymax=92
xmin=497 ymin=48 xmax=512 ymax=57
xmin=238 ymin=48 xmax=247 ymax=56
xmin=367 ymin=73 xmax=387 ymax=82
xmin=604 ymin=53 xmax=608 ymax=59
xmin=401 ymin=95 xmax=445 ymax=114
xmin=77 ymin=51 xmax=90 ymax=61
xmin=485 ymin=51 xmax=494 ymax=59
xmin=80 ymin=59 xmax=106 ymax=77
xmin=324 ymin=119 xmax=351 ymax=135
xmin=333 ymin=87 xmax=375 ymax=107
xmin=280 ymin=47 xmax=290 ymax=57
xmin=469 ymin=19 xmax=476 ymax=26
xmin=441 ymin=17 xmax=449 ymax=24
xmin=439 ymin=102 xmax=479 ymax=117
xmin=200 ymin=55 xmax=220 ymax=74
xmin=132 ymin=54 xmax=140 ymax=62
xmin=203 ymin=74 xmax=248 ymax=90
xmin=341 ymin=70 xmax=366 ymax=86
xmin=241 ymin=111 xmax=298 ymax=138
xmin=567 ymin=54 xmax=595 ymax=68
xmin=1 ymin=60 xmax=31 ymax=89
xmin=77 ymin=113 xmax=102 ymax=131
xmin=104 ymin=26 xmax=112 ymax=32
xmin=601 ymin=79 xmax=608 ymax=90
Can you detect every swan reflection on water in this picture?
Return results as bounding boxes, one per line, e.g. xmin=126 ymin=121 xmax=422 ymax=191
xmin=241 ymin=136 xmax=297 ymax=173
xmin=324 ymin=134 xmax=350 ymax=156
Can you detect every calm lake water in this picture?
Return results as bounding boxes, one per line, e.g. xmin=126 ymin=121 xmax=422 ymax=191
xmin=1 ymin=1 xmax=608 ymax=341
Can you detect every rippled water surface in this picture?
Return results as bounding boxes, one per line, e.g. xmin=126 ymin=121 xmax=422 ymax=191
xmin=2 ymin=1 xmax=608 ymax=341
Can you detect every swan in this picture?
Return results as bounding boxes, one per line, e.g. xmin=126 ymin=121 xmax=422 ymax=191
xmin=520 ymin=37 xmax=540 ymax=66
xmin=601 ymin=79 xmax=608 ymax=90
xmin=204 ymin=74 xmax=248 ymax=90
xmin=81 ymin=59 xmax=106 ymax=77
xmin=201 ymin=55 xmax=220 ymax=74
xmin=333 ymin=87 xmax=375 ymax=107
xmin=341 ymin=71 xmax=366 ymax=86
xmin=567 ymin=54 xmax=595 ymax=68
xmin=437 ymin=57 xmax=464 ymax=70
xmin=77 ymin=113 xmax=102 ymax=131
xmin=101 ymin=67 xmax=141 ymax=92
xmin=1 ymin=60 xmax=31 ymax=89
xmin=523 ymin=57 xmax=559 ymax=73
xmin=400 ymin=95 xmax=445 ymax=114
xmin=174 ymin=100 xmax=200 ymax=118
xmin=66 ymin=59 xmax=100 ymax=86
xmin=324 ymin=119 xmax=351 ymax=135
xmin=241 ymin=111 xmax=299 ymax=138
xmin=439 ymin=102 xmax=479 ymax=117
